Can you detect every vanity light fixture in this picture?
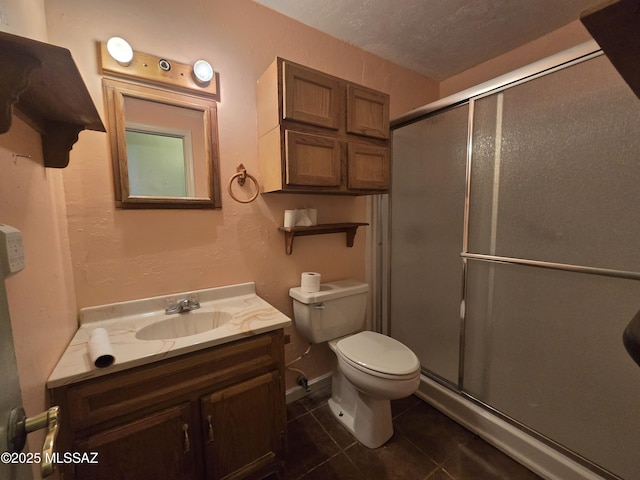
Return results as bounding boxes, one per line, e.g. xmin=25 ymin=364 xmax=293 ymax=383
xmin=193 ymin=60 xmax=214 ymax=84
xmin=158 ymin=59 xmax=172 ymax=72
xmin=100 ymin=39 xmax=220 ymax=100
xmin=106 ymin=36 xmax=133 ymax=65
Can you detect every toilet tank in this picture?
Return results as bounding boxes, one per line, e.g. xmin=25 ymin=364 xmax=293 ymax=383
xmin=289 ymin=279 xmax=368 ymax=343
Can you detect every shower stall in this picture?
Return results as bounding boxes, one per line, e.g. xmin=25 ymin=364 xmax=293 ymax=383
xmin=386 ymin=42 xmax=640 ymax=480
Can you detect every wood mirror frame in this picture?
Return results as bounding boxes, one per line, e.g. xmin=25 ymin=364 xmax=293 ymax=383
xmin=103 ymin=78 xmax=221 ymax=209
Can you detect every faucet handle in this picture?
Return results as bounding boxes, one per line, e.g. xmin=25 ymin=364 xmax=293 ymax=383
xmin=187 ymin=293 xmax=200 ymax=310
xmin=164 ymin=294 xmax=199 ymax=314
xmin=164 ymin=296 xmax=179 ymax=314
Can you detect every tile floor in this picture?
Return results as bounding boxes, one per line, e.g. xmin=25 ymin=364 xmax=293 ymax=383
xmin=278 ymin=387 xmax=543 ymax=480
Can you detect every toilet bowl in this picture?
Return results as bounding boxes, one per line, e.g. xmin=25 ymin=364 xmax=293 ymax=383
xmin=289 ymin=280 xmax=420 ymax=448
xmin=328 ymin=331 xmax=420 ymax=447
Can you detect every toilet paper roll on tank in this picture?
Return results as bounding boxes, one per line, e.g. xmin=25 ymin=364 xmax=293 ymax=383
xmin=301 ymin=272 xmax=321 ymax=293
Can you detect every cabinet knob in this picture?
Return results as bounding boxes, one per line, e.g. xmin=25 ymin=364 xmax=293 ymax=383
xmin=182 ymin=424 xmax=190 ymax=453
xmin=7 ymin=406 xmax=60 ymax=478
xmin=207 ymin=414 xmax=214 ymax=443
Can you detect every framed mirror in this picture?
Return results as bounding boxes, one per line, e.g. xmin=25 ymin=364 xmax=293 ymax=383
xmin=103 ymin=78 xmax=221 ymax=208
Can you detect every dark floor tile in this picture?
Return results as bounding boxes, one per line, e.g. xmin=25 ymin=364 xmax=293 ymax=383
xmin=286 ymin=400 xmax=308 ymax=422
xmin=285 ymin=390 xmax=542 ymax=480
xmin=284 ymin=412 xmax=341 ymax=480
xmin=260 ymin=473 xmax=281 ymax=480
xmin=299 ymin=386 xmax=332 ymax=411
xmin=391 ymin=394 xmax=422 ymax=418
xmin=394 ymin=400 xmax=476 ymax=465
xmin=426 ymin=469 xmax=455 ymax=480
xmin=311 ymin=403 xmax=357 ymax=449
xmin=300 ymin=453 xmax=363 ymax=480
xmin=442 ymin=437 xmax=542 ymax=480
xmin=345 ymin=432 xmax=437 ymax=480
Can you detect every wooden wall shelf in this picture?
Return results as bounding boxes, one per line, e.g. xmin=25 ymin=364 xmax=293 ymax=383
xmin=0 ymin=31 xmax=105 ymax=168
xmin=278 ymin=222 xmax=368 ymax=255
xmin=581 ymin=0 xmax=640 ymax=98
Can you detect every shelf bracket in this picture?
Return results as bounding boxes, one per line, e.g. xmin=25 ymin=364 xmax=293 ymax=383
xmin=278 ymin=223 xmax=368 ymax=255
xmin=42 ymin=122 xmax=84 ymax=168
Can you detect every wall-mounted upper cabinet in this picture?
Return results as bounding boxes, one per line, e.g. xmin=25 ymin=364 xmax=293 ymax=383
xmin=346 ymin=84 xmax=390 ymax=139
xmin=282 ymin=62 xmax=341 ymax=130
xmin=257 ymin=58 xmax=390 ymax=195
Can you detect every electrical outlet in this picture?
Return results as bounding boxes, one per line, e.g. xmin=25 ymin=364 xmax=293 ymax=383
xmin=0 ymin=224 xmax=25 ymax=275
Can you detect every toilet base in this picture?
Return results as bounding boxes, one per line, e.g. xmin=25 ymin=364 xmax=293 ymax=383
xmin=328 ymin=370 xmax=393 ymax=449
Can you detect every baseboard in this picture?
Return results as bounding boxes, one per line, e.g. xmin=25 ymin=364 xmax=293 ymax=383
xmin=416 ymin=375 xmax=608 ymax=480
xmin=285 ymin=372 xmax=333 ymax=404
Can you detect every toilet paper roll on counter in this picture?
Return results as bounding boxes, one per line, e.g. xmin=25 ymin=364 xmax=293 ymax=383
xmin=87 ymin=328 xmax=115 ymax=368
xmin=301 ymin=272 xmax=321 ymax=293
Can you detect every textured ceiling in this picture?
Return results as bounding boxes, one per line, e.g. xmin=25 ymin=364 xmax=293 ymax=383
xmin=253 ymin=0 xmax=604 ymax=80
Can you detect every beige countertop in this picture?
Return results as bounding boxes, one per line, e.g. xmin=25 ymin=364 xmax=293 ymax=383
xmin=47 ymin=282 xmax=291 ymax=389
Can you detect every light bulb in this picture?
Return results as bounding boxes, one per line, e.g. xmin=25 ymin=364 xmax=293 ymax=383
xmin=193 ymin=60 xmax=214 ymax=83
xmin=106 ymin=37 xmax=133 ymax=65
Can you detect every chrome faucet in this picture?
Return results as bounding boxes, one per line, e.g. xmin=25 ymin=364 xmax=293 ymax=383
xmin=165 ymin=294 xmax=200 ymax=314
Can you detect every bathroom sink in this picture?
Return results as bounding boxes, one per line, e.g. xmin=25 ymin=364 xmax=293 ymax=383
xmin=135 ymin=311 xmax=233 ymax=341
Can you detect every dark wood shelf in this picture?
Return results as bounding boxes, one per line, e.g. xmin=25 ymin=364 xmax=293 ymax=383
xmin=278 ymin=222 xmax=368 ymax=255
xmin=0 ymin=31 xmax=105 ymax=168
xmin=581 ymin=0 xmax=640 ymax=99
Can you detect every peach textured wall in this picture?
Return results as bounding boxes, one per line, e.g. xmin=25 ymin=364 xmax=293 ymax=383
xmin=0 ymin=118 xmax=79 ymax=480
xmin=0 ymin=2 xmax=78 ymax=478
xmin=0 ymin=0 xmax=47 ymax=41
xmin=44 ymin=0 xmax=439 ymax=390
xmin=439 ymin=20 xmax=593 ymax=97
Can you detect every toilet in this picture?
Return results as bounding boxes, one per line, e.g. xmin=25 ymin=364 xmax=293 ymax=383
xmin=289 ymin=279 xmax=420 ymax=448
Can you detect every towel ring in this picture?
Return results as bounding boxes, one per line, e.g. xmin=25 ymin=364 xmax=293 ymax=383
xmin=228 ymin=163 xmax=259 ymax=203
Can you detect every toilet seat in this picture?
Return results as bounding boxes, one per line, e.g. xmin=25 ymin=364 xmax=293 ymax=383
xmin=335 ymin=331 xmax=420 ymax=379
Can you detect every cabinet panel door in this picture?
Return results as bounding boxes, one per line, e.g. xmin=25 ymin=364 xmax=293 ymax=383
xmin=202 ymin=371 xmax=284 ymax=480
xmin=283 ymin=62 xmax=340 ymax=129
xmin=348 ymin=143 xmax=390 ymax=190
xmin=73 ymin=403 xmax=196 ymax=480
xmin=347 ymin=84 xmax=390 ymax=139
xmin=285 ymin=130 xmax=341 ymax=187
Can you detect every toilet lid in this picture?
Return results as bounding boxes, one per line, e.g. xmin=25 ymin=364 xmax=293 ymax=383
xmin=336 ymin=331 xmax=420 ymax=376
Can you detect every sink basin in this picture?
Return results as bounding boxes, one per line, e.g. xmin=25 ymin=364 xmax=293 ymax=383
xmin=135 ymin=311 xmax=233 ymax=340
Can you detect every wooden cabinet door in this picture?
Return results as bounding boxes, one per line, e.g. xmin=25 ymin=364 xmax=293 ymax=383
xmin=285 ymin=130 xmax=341 ymax=187
xmin=347 ymin=84 xmax=390 ymax=139
xmin=73 ymin=403 xmax=196 ymax=480
xmin=283 ymin=61 xmax=340 ymax=130
xmin=348 ymin=143 xmax=390 ymax=190
xmin=201 ymin=371 xmax=284 ymax=480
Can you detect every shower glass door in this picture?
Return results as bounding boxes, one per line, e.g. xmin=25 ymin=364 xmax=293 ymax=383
xmin=390 ymin=104 xmax=468 ymax=385
xmin=464 ymin=54 xmax=640 ymax=480
xmin=390 ymin=50 xmax=640 ymax=480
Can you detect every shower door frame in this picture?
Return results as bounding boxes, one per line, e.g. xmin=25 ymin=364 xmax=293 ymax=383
xmin=377 ymin=39 xmax=631 ymax=480
xmin=384 ymin=43 xmax=606 ymax=383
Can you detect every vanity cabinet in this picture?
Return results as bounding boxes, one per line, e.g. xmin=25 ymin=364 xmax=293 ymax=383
xmin=50 ymin=330 xmax=286 ymax=480
xmin=257 ymin=58 xmax=390 ymax=195
xmin=201 ymin=371 xmax=282 ymax=479
xmin=73 ymin=403 xmax=196 ymax=480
